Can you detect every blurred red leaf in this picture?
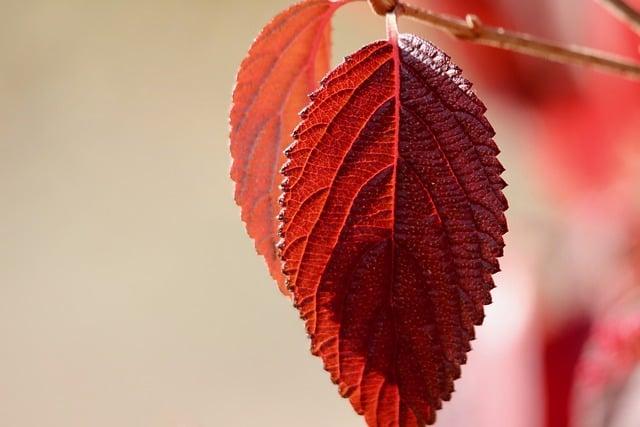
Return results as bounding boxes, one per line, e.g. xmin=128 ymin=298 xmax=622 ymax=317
xmin=536 ymin=100 xmax=619 ymax=195
xmin=543 ymin=314 xmax=593 ymax=427
xmin=534 ymin=0 xmax=640 ymax=197
xmin=573 ymin=308 xmax=640 ymax=427
xmin=279 ymin=28 xmax=508 ymax=426
xmin=578 ymin=315 xmax=640 ymax=389
xmin=230 ymin=0 xmax=349 ymax=293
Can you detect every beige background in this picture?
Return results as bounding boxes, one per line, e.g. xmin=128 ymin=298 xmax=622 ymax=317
xmin=0 ymin=1 xmax=544 ymax=426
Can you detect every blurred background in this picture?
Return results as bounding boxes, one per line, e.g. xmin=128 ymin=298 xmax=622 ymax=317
xmin=0 ymin=0 xmax=638 ymax=426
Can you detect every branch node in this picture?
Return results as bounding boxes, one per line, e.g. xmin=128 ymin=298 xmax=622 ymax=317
xmin=457 ymin=14 xmax=482 ymax=40
xmin=466 ymin=14 xmax=482 ymax=32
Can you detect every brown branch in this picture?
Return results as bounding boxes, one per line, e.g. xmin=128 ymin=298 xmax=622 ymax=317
xmin=396 ymin=2 xmax=640 ymax=81
xmin=597 ymin=0 xmax=640 ymax=36
xmin=368 ymin=0 xmax=398 ymax=16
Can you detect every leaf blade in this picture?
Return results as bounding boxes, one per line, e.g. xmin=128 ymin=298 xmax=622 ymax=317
xmin=230 ymin=0 xmax=348 ymax=293
xmin=280 ymin=33 xmax=508 ymax=426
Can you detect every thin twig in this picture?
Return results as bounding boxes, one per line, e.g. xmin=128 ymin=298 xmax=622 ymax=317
xmin=597 ymin=0 xmax=640 ymax=36
xmin=396 ymin=2 xmax=640 ymax=81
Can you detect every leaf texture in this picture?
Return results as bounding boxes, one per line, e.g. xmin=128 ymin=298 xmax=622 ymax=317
xmin=279 ymin=30 xmax=508 ymax=426
xmin=230 ymin=0 xmax=349 ymax=293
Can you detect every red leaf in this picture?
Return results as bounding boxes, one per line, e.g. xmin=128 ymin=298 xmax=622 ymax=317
xmin=279 ymin=20 xmax=508 ymax=426
xmin=578 ymin=314 xmax=640 ymax=390
xmin=573 ymin=309 xmax=640 ymax=427
xmin=542 ymin=314 xmax=593 ymax=427
xmin=230 ymin=0 xmax=349 ymax=294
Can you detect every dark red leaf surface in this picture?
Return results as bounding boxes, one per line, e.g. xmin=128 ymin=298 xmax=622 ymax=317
xmin=279 ymin=24 xmax=508 ymax=426
xmin=230 ymin=0 xmax=349 ymax=293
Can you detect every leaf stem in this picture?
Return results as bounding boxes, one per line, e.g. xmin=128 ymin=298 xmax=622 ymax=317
xmin=386 ymin=10 xmax=399 ymax=41
xmin=597 ymin=0 xmax=640 ymax=36
xmin=395 ymin=1 xmax=640 ymax=81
